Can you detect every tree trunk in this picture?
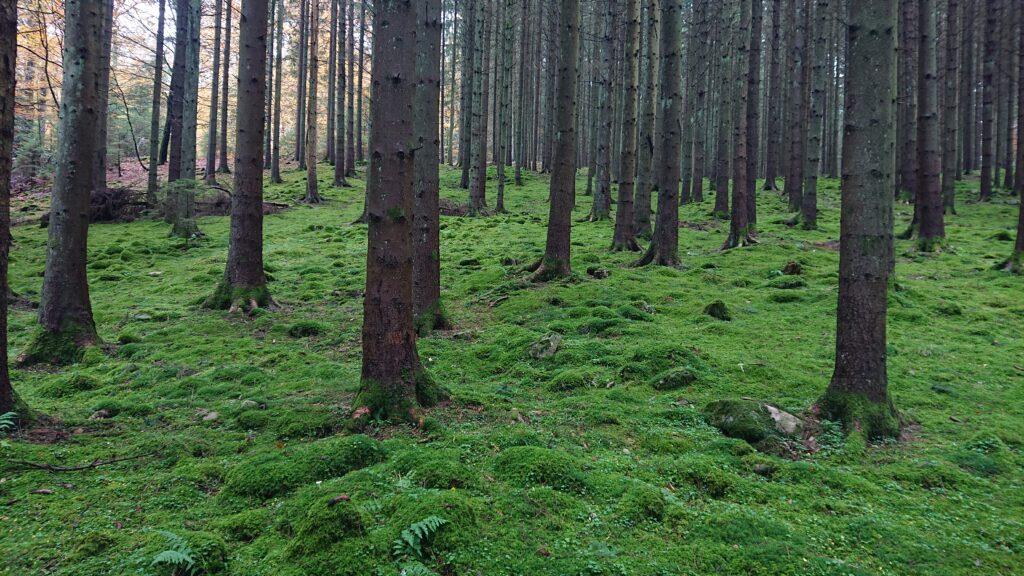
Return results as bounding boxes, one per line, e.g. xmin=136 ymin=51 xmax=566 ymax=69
xmin=821 ymin=0 xmax=901 ymax=439
xmin=205 ymin=0 xmax=224 ymax=184
xmin=0 ymin=0 xmax=23 ymax=414
xmin=801 ymin=0 xmax=827 ymax=230
xmin=218 ymin=0 xmax=232 ymax=173
xmin=264 ymin=0 xmax=276 ymax=167
xmin=744 ymin=0 xmax=762 ymax=227
xmin=459 ymin=0 xmax=475 ymax=188
xmin=357 ymin=0 xmax=366 ymax=163
xmin=724 ymin=0 xmax=752 ymax=248
xmin=712 ymin=1 xmax=733 ymax=219
xmin=914 ymin=0 xmax=944 ymax=249
xmin=206 ymin=0 xmax=273 ymax=311
xmin=271 ymin=0 xmax=284 ymax=183
xmin=168 ymin=0 xmax=187 ymax=182
xmin=612 ymin=0 xmax=642 ymax=251
xmin=532 ymin=0 xmax=580 ymax=281
xmin=1001 ymin=0 xmax=1017 ymax=190
xmin=495 ymin=0 xmax=512 ymax=212
xmin=898 ymin=0 xmax=919 ymax=199
xmin=942 ymin=0 xmax=959 ymax=214
xmin=590 ymin=0 xmax=614 ymax=221
xmin=180 ymin=0 xmax=200 ymax=181
xmin=784 ymin=0 xmax=804 ymax=212
xmin=346 ymin=0 xmax=356 ymax=176
xmin=980 ymin=0 xmax=996 ymax=200
xmin=469 ymin=0 xmax=489 ymax=214
xmin=633 ymin=0 xmax=659 ymax=238
xmin=1016 ymin=0 xmax=1024 ymax=196
xmin=326 ymin=0 xmax=338 ymax=164
xmin=960 ymin=2 xmax=974 ymax=175
xmin=636 ymin=0 xmax=683 ymax=266
xmin=689 ymin=0 xmax=707 ymax=204
xmin=304 ymin=0 xmax=322 ymax=203
xmin=146 ymin=0 xmax=167 ymax=205
xmin=763 ymin=0 xmax=782 ymax=190
xmin=334 ymin=0 xmax=351 ymax=187
xmin=296 ymin=0 xmax=308 ymax=168
xmin=23 ymin=0 xmax=106 ymax=365
xmin=413 ymin=0 xmax=446 ymax=330
xmin=353 ymin=0 xmax=444 ymax=426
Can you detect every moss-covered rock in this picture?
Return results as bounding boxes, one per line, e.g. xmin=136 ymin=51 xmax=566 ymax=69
xmin=492 ymin=446 xmax=586 ymax=492
xmin=703 ymin=399 xmax=803 ymax=444
xmin=703 ymin=300 xmax=732 ymax=321
xmin=649 ymin=368 xmax=698 ymax=391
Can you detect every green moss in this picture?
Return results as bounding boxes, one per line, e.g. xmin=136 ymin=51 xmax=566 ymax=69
xmin=234 ymin=410 xmax=271 ymax=430
xmin=19 ymin=320 xmax=99 ymax=366
xmin=818 ymin=389 xmax=901 ymax=440
xmin=547 ymin=367 xmax=607 ymax=392
xmin=386 ymin=490 xmax=485 ymax=553
xmin=204 ymin=280 xmax=273 ymax=311
xmin=703 ymin=399 xmax=779 ymax=443
xmin=492 ymin=446 xmax=585 ymax=492
xmin=215 ymin=508 xmax=273 ymax=542
xmin=350 ymin=369 xmax=447 ymax=427
xmin=390 ymin=449 xmax=479 ymax=489
xmin=272 ymin=410 xmax=337 ymax=439
xmin=38 ymin=373 xmax=99 ymax=398
xmin=286 ymin=499 xmax=367 ymax=557
xmin=649 ymin=368 xmax=698 ymax=391
xmin=703 ymin=300 xmax=732 ymax=321
xmin=70 ymin=531 xmax=118 ymax=559
xmin=765 ymin=276 xmax=807 ymax=290
xmin=287 ymin=320 xmax=329 ymax=338
xmin=615 ymin=483 xmax=666 ymax=524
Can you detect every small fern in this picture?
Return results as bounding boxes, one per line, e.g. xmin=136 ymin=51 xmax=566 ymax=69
xmin=392 ymin=515 xmax=447 ymax=561
xmin=398 ymin=561 xmax=441 ymax=576
xmin=151 ymin=530 xmax=198 ymax=576
xmin=0 ymin=412 xmax=17 ymax=434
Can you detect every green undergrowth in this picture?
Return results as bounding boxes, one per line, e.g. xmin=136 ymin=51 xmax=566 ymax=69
xmin=1 ymin=166 xmax=1021 ymax=575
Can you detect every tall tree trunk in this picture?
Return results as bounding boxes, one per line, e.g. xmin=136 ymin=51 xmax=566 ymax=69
xmin=495 ymin=0 xmax=512 ymax=212
xmin=801 ymin=0 xmax=827 ymax=230
xmin=264 ymin=0 xmax=276 ymax=166
xmin=590 ymin=0 xmax=614 ymax=221
xmin=913 ymin=0 xmax=944 ymax=249
xmin=689 ymin=0 xmax=707 ymax=204
xmin=93 ymin=0 xmax=113 ymax=194
xmin=205 ymin=0 xmax=224 ymax=184
xmin=712 ymin=1 xmax=733 ymax=219
xmin=218 ymin=0 xmax=232 ymax=173
xmin=326 ymin=0 xmax=338 ymax=164
xmin=459 ymin=0 xmax=475 ymax=188
xmin=353 ymin=0 xmax=444 ymax=426
xmin=271 ymin=0 xmax=284 ymax=183
xmin=297 ymin=0 xmax=309 ymax=169
xmin=960 ymin=2 xmax=974 ymax=175
xmin=1001 ymin=0 xmax=1017 ymax=190
xmin=180 ymin=0 xmax=200 ymax=181
xmin=821 ymin=0 xmax=901 ymax=440
xmin=981 ymin=0 xmax=997 ymax=200
xmin=168 ymin=0 xmax=188 ymax=182
xmin=612 ymin=0 xmax=642 ymax=251
xmin=942 ymin=0 xmax=959 ymax=213
xmin=0 ymin=0 xmax=23 ymax=414
xmin=346 ymin=0 xmax=357 ymax=176
xmin=146 ymin=0 xmax=167 ymax=205
xmin=334 ymin=0 xmax=351 ymax=187
xmin=206 ymin=0 xmax=273 ymax=311
xmin=304 ymin=0 xmax=323 ymax=203
xmin=724 ymin=0 xmax=752 ymax=248
xmin=1016 ymin=0 xmax=1024 ymax=196
xmin=763 ymin=0 xmax=782 ymax=190
xmin=636 ymin=0 xmax=683 ymax=266
xmin=357 ymin=0 xmax=366 ymax=162
xmin=23 ymin=0 xmax=107 ymax=365
xmin=414 ymin=0 xmax=446 ymax=330
xmin=744 ymin=0 xmax=762 ymax=227
xmin=532 ymin=0 xmax=580 ymax=280
xmin=898 ymin=0 xmax=918 ymax=198
xmin=785 ymin=0 xmax=805 ymax=212
xmin=469 ymin=0 xmax=489 ymax=214
xmin=634 ymin=0 xmax=659 ymax=238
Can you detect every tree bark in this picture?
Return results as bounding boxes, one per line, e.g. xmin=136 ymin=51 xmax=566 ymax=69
xmin=980 ymin=0 xmax=996 ymax=200
xmin=801 ymin=0 xmax=827 ymax=230
xmin=146 ymin=0 xmax=167 ymax=205
xmin=898 ymin=0 xmax=918 ymax=198
xmin=636 ymin=0 xmax=683 ymax=266
xmin=822 ymin=0 xmax=901 ymax=439
xmin=346 ymin=0 xmax=357 ymax=176
xmin=357 ymin=0 xmax=366 ymax=163
xmin=334 ymin=0 xmax=351 ymax=187
xmin=689 ymin=0 xmax=707 ymax=204
xmin=744 ymin=0 xmax=762 ymax=227
xmin=296 ymin=0 xmax=309 ymax=168
xmin=532 ymin=0 xmax=580 ymax=281
xmin=763 ymin=0 xmax=782 ymax=190
xmin=913 ymin=0 xmax=945 ymax=249
xmin=271 ymin=0 xmax=284 ymax=183
xmin=167 ymin=0 xmax=187 ymax=182
xmin=180 ymin=0 xmax=200 ymax=181
xmin=784 ymin=0 xmax=804 ymax=212
xmin=712 ymin=1 xmax=733 ymax=219
xmin=206 ymin=0 xmax=272 ymax=311
xmin=0 ymin=0 xmax=23 ymax=413
xmin=942 ymin=0 xmax=959 ymax=214
xmin=353 ymin=0 xmax=443 ymax=426
xmin=326 ymin=0 xmax=337 ymax=164
xmin=724 ymin=0 xmax=753 ymax=248
xmin=590 ymin=0 xmax=614 ymax=221
xmin=469 ymin=0 xmax=490 ymax=214
xmin=24 ymin=0 xmax=107 ymax=365
xmin=205 ymin=0 xmax=224 ymax=184
xmin=304 ymin=0 xmax=323 ymax=203
xmin=413 ymin=0 xmax=446 ymax=330
xmin=218 ymin=0 xmax=232 ymax=173
xmin=612 ymin=0 xmax=642 ymax=251
xmin=634 ymin=0 xmax=659 ymax=238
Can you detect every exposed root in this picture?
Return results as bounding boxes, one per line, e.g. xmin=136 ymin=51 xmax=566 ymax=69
xmin=610 ymin=237 xmax=642 ymax=252
xmin=721 ymin=232 xmax=758 ymax=251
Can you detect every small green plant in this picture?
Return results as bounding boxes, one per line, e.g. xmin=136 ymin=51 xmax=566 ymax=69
xmin=150 ymin=530 xmax=198 ymax=576
xmin=0 ymin=412 xmax=17 ymax=434
xmin=399 ymin=562 xmax=441 ymax=576
xmin=392 ymin=515 xmax=447 ymax=561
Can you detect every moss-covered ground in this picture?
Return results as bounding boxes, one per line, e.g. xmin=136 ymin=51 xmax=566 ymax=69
xmin=1 ymin=166 xmax=1021 ymax=575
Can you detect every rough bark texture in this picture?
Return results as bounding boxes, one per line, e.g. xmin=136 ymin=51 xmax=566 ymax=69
xmin=533 ymin=0 xmax=580 ymax=281
xmin=296 ymin=0 xmax=308 ymax=168
xmin=942 ymin=0 xmax=959 ymax=214
xmin=304 ymin=0 xmax=323 ymax=203
xmin=334 ymin=0 xmax=350 ymax=187
xmin=689 ymin=0 xmax=707 ymax=204
xmin=206 ymin=0 xmax=272 ymax=312
xmin=345 ymin=1 xmax=356 ymax=176
xmin=1017 ymin=0 xmax=1024 ymax=196
xmin=712 ymin=2 xmax=733 ymax=219
xmin=146 ymin=0 xmax=167 ymax=205
xmin=271 ymin=0 xmax=284 ymax=183
xmin=612 ymin=0 xmax=642 ymax=252
xmin=180 ymin=0 xmax=200 ymax=181
xmin=785 ymin=0 xmax=804 ymax=212
xmin=590 ymin=0 xmax=614 ymax=221
xmin=802 ymin=0 xmax=827 ymax=230
xmin=914 ymin=0 xmax=945 ymax=250
xmin=744 ymin=0 xmax=762 ymax=227
xmin=413 ymin=0 xmax=446 ymax=331
xmin=822 ymin=0 xmax=900 ymax=439
xmin=636 ymin=0 xmax=682 ymax=266
xmin=24 ymin=0 xmax=106 ymax=365
xmin=724 ymin=0 xmax=753 ymax=249
xmin=0 ymin=0 xmax=22 ymax=412
xmin=353 ymin=0 xmax=443 ymax=426
xmin=93 ymin=0 xmax=113 ymax=194
xmin=468 ymin=0 xmax=489 ymax=214
xmin=898 ymin=0 xmax=918 ymax=199
xmin=763 ymin=0 xmax=782 ymax=190
xmin=167 ymin=0 xmax=187 ymax=182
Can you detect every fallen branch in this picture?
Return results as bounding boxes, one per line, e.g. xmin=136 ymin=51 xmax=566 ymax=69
xmin=7 ymin=452 xmax=156 ymax=473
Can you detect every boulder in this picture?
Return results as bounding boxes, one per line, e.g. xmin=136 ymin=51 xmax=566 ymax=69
xmin=703 ymin=399 xmax=803 ymax=443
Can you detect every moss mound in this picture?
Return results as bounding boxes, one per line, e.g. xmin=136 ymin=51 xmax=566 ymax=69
xmin=615 ymin=483 xmax=666 ymax=524
xmin=703 ymin=399 xmax=799 ymax=444
xmin=492 ymin=446 xmax=585 ymax=492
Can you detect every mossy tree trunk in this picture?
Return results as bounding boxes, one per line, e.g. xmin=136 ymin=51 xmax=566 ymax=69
xmin=822 ymin=0 xmax=900 ymax=440
xmin=207 ymin=0 xmax=272 ymax=313
xmin=636 ymin=0 xmax=682 ymax=266
xmin=24 ymin=0 xmax=107 ymax=365
xmin=413 ymin=0 xmax=447 ymax=332
xmin=353 ymin=0 xmax=444 ymax=426
xmin=304 ymin=0 xmax=323 ymax=204
xmin=531 ymin=0 xmax=580 ymax=281
xmin=611 ymin=0 xmax=642 ymax=252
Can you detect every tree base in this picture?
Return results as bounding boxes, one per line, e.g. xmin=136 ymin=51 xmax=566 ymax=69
xmin=349 ymin=369 xmax=447 ymax=429
xmin=587 ymin=210 xmax=611 ymax=222
xmin=529 ymin=257 xmax=572 ymax=282
xmin=711 ymin=210 xmax=730 ymax=221
xmin=998 ymin=252 xmax=1023 ymax=274
xmin=19 ymin=321 xmax=99 ymax=366
xmin=610 ymin=237 xmax=642 ymax=252
xmin=302 ymin=193 xmax=324 ymax=204
xmin=633 ymin=247 xmax=680 ymax=268
xmin=415 ymin=302 xmax=452 ymax=336
xmin=170 ymin=219 xmax=203 ymax=239
xmin=204 ymin=281 xmax=275 ymax=313
xmin=818 ymin=389 xmax=901 ymax=440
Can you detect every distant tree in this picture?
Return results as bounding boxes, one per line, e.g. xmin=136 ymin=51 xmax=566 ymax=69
xmin=633 ymin=0 xmax=659 ymax=239
xmin=801 ymin=0 xmax=828 ymax=230
xmin=146 ymin=0 xmax=167 ymax=205
xmin=636 ymin=0 xmax=683 ymax=266
xmin=942 ymin=0 xmax=959 ymax=214
xmin=205 ymin=0 xmax=224 ymax=185
xmin=206 ymin=0 xmax=273 ymax=312
xmin=589 ymin=0 xmax=614 ymax=221
xmin=271 ymin=0 xmax=284 ymax=183
xmin=1016 ymin=0 xmax=1024 ymax=195
xmin=345 ymin=0 xmax=356 ymax=177
xmin=21 ymin=0 xmax=109 ymax=365
xmin=468 ymin=0 xmax=490 ymax=214
xmin=352 ymin=0 xmax=445 ymax=426
xmin=784 ymin=0 xmax=805 ymax=212
xmin=413 ymin=0 xmax=447 ymax=331
xmin=218 ymin=0 xmax=232 ymax=174
xmin=94 ymin=0 xmax=113 ymax=194
xmin=820 ymin=0 xmax=901 ymax=439
xmin=724 ymin=0 xmax=753 ymax=249
xmin=531 ymin=0 xmax=580 ymax=281
xmin=167 ymin=0 xmax=188 ymax=182
xmin=0 ymin=0 xmax=24 ymax=414
xmin=763 ymin=0 xmax=783 ymax=191
xmin=296 ymin=0 xmax=308 ymax=168
xmin=304 ymin=0 xmax=323 ymax=203
xmin=334 ymin=0 xmax=351 ymax=188
xmin=611 ymin=0 xmax=642 ymax=252
xmin=912 ymin=0 xmax=945 ymax=250
xmin=980 ymin=0 xmax=996 ymax=200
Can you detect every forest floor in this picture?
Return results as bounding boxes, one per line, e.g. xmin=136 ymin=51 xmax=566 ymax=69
xmin=1 ymin=166 xmax=1022 ymax=575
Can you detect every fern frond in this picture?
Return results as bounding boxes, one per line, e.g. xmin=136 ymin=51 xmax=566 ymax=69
xmin=0 ymin=412 xmax=17 ymax=433
xmin=392 ymin=516 xmax=448 ymax=561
